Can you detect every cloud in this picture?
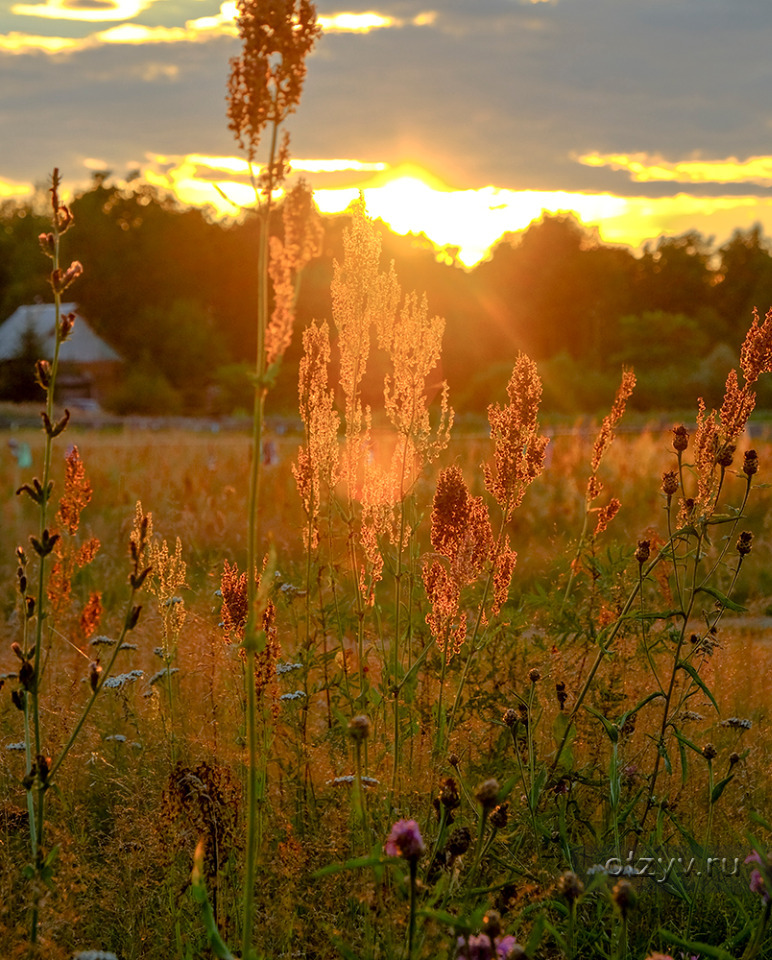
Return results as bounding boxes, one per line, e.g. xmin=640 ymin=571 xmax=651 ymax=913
xmin=318 ymin=11 xmax=437 ymax=33
xmin=578 ymin=152 xmax=772 ymax=188
xmin=0 ymin=176 xmax=33 ymax=199
xmin=11 ymin=0 xmax=154 ymax=22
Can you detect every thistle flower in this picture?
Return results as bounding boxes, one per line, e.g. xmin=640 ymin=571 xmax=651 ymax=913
xmin=737 ymin=531 xmax=754 ymax=556
xmin=557 ymin=870 xmax=585 ymax=904
xmin=384 ymin=818 xmax=425 ymax=860
xmin=475 ymin=778 xmax=500 ymax=811
xmin=746 ymin=851 xmax=771 ymax=903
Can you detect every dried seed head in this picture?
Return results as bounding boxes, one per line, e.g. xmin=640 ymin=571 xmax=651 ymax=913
xmin=503 ymin=707 xmax=518 ymax=727
xmin=662 ymin=470 xmax=679 ymax=497
xmin=528 ymin=667 xmax=541 ymax=683
xmin=702 ymin=743 xmax=718 ymax=761
xmin=672 ymin=424 xmax=689 ymax=452
xmin=729 ymin=752 xmax=741 ymax=768
xmin=475 ymin=778 xmax=500 ymax=811
xmin=557 ymin=870 xmax=585 ymax=904
xmin=348 ymin=714 xmax=371 ymax=742
xmin=556 ymin=681 xmax=568 ymax=710
xmin=448 ymin=752 xmax=460 ymax=769
xmin=737 ymin=531 xmax=754 ymax=557
xmin=634 ymin=539 xmax=650 ymax=565
xmin=743 ymin=449 xmax=759 ymax=477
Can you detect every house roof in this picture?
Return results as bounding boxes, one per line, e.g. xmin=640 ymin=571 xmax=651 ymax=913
xmin=0 ymin=303 xmax=121 ymax=364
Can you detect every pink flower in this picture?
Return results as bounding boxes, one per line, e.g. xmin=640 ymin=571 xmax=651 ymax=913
xmin=746 ymin=851 xmax=771 ymax=903
xmin=384 ymin=819 xmax=425 ymax=860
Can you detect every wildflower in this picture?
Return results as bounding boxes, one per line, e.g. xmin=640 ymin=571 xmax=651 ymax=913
xmin=455 ymin=933 xmax=519 ymax=960
xmin=644 ymin=955 xmax=674 ymax=960
xmin=702 ymin=743 xmax=718 ymax=760
xmin=746 ymin=851 xmax=771 ymax=903
xmin=503 ymin=707 xmax=518 ymax=727
xmin=280 ymin=690 xmax=306 ymax=701
xmin=73 ymin=952 xmax=119 ymax=960
xmin=384 ymin=819 xmax=425 ymax=860
xmin=276 ymin=661 xmax=303 ymax=674
xmin=721 ymin=716 xmax=752 ymax=729
xmin=438 ymin=777 xmax=461 ymax=813
xmin=104 ymin=734 xmax=127 ymax=743
xmin=556 ymin=681 xmax=568 ymax=710
xmin=102 ymin=670 xmax=144 ymax=690
xmin=740 ymin=306 xmax=772 ymax=384
xmin=528 ymin=668 xmax=541 ymax=683
xmin=328 ymin=775 xmax=379 ymax=787
xmin=729 ymin=752 xmax=741 ymax=767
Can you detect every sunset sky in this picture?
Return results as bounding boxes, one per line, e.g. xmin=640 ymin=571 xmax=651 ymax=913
xmin=3 ymin=0 xmax=772 ymax=265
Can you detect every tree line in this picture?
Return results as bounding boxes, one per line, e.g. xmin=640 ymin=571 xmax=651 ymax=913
xmin=2 ymin=175 xmax=772 ymax=415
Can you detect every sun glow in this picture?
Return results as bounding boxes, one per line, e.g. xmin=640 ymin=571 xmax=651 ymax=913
xmin=10 ymin=0 xmax=153 ymax=21
xmin=579 ymin=151 xmax=772 ymax=187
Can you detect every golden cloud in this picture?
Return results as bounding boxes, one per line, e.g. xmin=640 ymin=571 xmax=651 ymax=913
xmin=319 ymin=10 xmax=437 ymax=32
xmin=11 ymin=0 xmax=153 ymax=22
xmin=578 ymin=151 xmax=772 ymax=187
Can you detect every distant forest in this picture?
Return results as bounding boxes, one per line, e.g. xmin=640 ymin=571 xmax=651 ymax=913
xmin=2 ymin=175 xmax=772 ymax=416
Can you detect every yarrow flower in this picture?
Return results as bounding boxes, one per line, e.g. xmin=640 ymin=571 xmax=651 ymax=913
xmin=384 ymin=819 xmax=425 ymax=860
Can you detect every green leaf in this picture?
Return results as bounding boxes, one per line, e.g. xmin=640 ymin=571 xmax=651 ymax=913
xmin=695 ymin=584 xmax=747 ymax=613
xmin=584 ymin=704 xmax=618 ymax=743
xmin=677 ymin=659 xmax=719 ymax=713
xmin=711 ymin=774 xmax=734 ymax=804
xmin=658 ymin=928 xmax=734 ymax=960
xmin=658 ymin=738 xmax=672 ymax=775
xmin=524 ymin=914 xmax=546 ymax=956
xmin=552 ymin=712 xmax=575 ymax=771
xmin=618 ymin=691 xmax=665 ymax=728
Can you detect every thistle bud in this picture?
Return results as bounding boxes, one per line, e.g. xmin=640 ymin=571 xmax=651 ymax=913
xmin=558 ymin=870 xmax=585 ymax=904
xmin=611 ymin=878 xmax=636 ymax=919
xmin=446 ymin=825 xmax=472 ymax=857
xmin=634 ymin=539 xmax=650 ymax=565
xmin=729 ymin=752 xmax=740 ymax=768
xmin=438 ymin=777 xmax=460 ymax=811
xmin=717 ymin=442 xmax=736 ymax=468
xmin=743 ymin=449 xmax=759 ymax=477
xmin=662 ymin=470 xmax=679 ymax=497
xmin=448 ymin=753 xmax=460 ymax=769
xmin=88 ymin=660 xmax=102 ymax=692
xmin=702 ymin=743 xmax=717 ymax=761
xmin=11 ymin=642 xmax=23 ymax=661
xmin=347 ymin=714 xmax=371 ymax=742
xmin=482 ymin=909 xmax=502 ymax=939
xmin=737 ymin=531 xmax=754 ymax=557
xmin=528 ymin=668 xmax=541 ymax=683
xmin=503 ymin=707 xmax=518 ymax=727
xmin=475 ymin=778 xmax=500 ymax=811
xmin=490 ymin=801 xmax=509 ymax=829
xmin=556 ymin=681 xmax=568 ymax=710
xmin=672 ymin=424 xmax=689 ymax=452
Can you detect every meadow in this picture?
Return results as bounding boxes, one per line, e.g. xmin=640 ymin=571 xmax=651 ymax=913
xmin=3 ymin=3 xmax=772 ymax=957
xmin=2 ymin=399 xmax=772 ymax=959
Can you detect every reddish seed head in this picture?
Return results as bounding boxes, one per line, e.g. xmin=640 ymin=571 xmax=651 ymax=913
xmin=672 ymin=424 xmax=689 ymax=452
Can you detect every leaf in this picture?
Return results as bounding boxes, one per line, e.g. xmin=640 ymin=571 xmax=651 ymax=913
xmin=524 ymin=914 xmax=546 ymax=956
xmin=657 ymin=928 xmax=735 ymax=960
xmin=695 ymin=584 xmax=747 ymax=613
xmin=677 ymin=659 xmax=719 ymax=714
xmin=618 ymin=691 xmax=665 ymax=729
xmin=658 ymin=738 xmax=672 ymax=775
xmin=584 ymin=704 xmax=618 ymax=743
xmin=711 ymin=774 xmax=734 ymax=805
xmin=552 ymin=713 xmax=575 ymax=771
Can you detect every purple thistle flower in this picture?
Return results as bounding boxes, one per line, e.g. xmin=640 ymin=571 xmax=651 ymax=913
xmin=746 ymin=851 xmax=771 ymax=904
xmin=455 ymin=933 xmax=518 ymax=960
xmin=385 ymin=819 xmax=425 ymax=860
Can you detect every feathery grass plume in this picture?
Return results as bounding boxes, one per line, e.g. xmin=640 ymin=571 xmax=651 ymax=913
xmin=293 ymin=319 xmax=339 ymax=548
xmin=333 ymin=198 xmax=401 ymax=492
xmin=267 ymin=180 xmax=324 ymax=364
xmin=587 ymin=367 xmax=636 ymax=505
xmin=423 ymin=465 xmax=493 ymax=661
xmin=147 ymin=535 xmax=188 ymax=655
xmin=484 ymin=352 xmax=549 ymax=521
xmin=378 ymin=289 xmax=453 ymax=471
xmin=227 ymin=0 xmax=320 ymax=172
